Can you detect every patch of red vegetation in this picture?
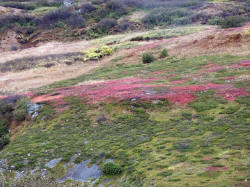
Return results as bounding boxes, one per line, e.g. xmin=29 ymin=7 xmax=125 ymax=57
xmin=0 ymin=95 xmax=8 ymax=100
xmin=207 ymin=166 xmax=228 ymax=171
xmin=29 ymin=76 xmax=249 ymax=108
xmin=221 ymin=77 xmax=235 ymax=80
xmin=240 ymin=60 xmax=250 ymax=66
xmin=231 ymin=61 xmax=250 ymax=69
xmin=216 ymin=88 xmax=249 ymax=101
xmin=200 ymin=63 xmax=223 ymax=73
xmin=170 ymin=83 xmax=230 ymax=92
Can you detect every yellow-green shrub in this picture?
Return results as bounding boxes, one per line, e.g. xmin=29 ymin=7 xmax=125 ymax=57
xmin=101 ymin=46 xmax=114 ymax=55
xmin=82 ymin=46 xmax=114 ymax=61
xmin=245 ymin=27 xmax=250 ymax=36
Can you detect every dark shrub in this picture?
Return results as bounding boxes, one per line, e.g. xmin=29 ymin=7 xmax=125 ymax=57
xmin=92 ymin=0 xmax=106 ymax=5
xmin=130 ymin=36 xmax=144 ymax=41
xmin=2 ymin=2 xmax=36 ymax=10
xmin=13 ymin=98 xmax=28 ymax=122
xmin=0 ymin=101 xmax=13 ymax=114
xmin=80 ymin=3 xmax=97 ymax=14
xmin=106 ymin=0 xmax=126 ymax=12
xmin=121 ymin=0 xmax=144 ymax=8
xmin=67 ymin=14 xmax=85 ymax=28
xmin=143 ymin=8 xmax=191 ymax=26
xmin=96 ymin=18 xmax=117 ymax=33
xmin=192 ymin=13 xmax=212 ymax=24
xmin=0 ymin=15 xmax=34 ymax=30
xmin=37 ymin=0 xmax=63 ymax=6
xmin=0 ymin=119 xmax=9 ymax=137
xmin=208 ymin=17 xmax=224 ymax=26
xmin=220 ymin=7 xmax=245 ymax=18
xmin=219 ymin=16 xmax=246 ymax=28
xmin=0 ymin=135 xmax=10 ymax=150
xmin=117 ymin=19 xmax=132 ymax=31
xmin=13 ymin=109 xmax=27 ymax=122
xmin=105 ymin=0 xmax=128 ymax=17
xmin=142 ymin=52 xmax=155 ymax=64
xmin=159 ymin=49 xmax=168 ymax=58
xmin=38 ymin=8 xmax=72 ymax=27
xmin=103 ymin=162 xmax=122 ymax=175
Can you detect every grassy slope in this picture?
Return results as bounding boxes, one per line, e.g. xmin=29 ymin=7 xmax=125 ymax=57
xmin=1 ymin=54 xmax=249 ymax=186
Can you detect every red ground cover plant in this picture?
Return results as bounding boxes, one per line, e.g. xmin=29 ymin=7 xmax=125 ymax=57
xmin=231 ymin=61 xmax=250 ymax=69
xmin=200 ymin=63 xmax=223 ymax=73
xmin=0 ymin=95 xmax=7 ymax=100
xmin=221 ymin=77 xmax=235 ymax=80
xmin=216 ymin=88 xmax=249 ymax=101
xmin=240 ymin=60 xmax=250 ymax=66
xmin=28 ymin=74 xmax=249 ymax=108
xmin=2 ymin=61 xmax=249 ymax=110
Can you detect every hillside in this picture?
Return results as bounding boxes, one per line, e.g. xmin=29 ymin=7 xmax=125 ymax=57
xmin=0 ymin=0 xmax=250 ymax=186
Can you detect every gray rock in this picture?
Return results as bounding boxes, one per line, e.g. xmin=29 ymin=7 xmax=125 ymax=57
xmin=45 ymin=158 xmax=62 ymax=168
xmin=27 ymin=103 xmax=42 ymax=118
xmin=64 ymin=0 xmax=74 ymax=7
xmin=58 ymin=160 xmax=101 ymax=183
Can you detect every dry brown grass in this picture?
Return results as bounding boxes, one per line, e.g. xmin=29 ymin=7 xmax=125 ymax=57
xmin=0 ymin=62 xmax=100 ymax=93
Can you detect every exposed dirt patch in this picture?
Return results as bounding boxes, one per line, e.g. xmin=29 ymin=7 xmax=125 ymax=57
xmin=0 ymin=62 xmax=100 ymax=93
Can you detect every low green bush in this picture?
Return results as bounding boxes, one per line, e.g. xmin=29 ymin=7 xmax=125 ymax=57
xmin=13 ymin=98 xmax=29 ymax=122
xmin=209 ymin=16 xmax=247 ymax=28
xmin=103 ymin=162 xmax=122 ymax=175
xmin=159 ymin=49 xmax=168 ymax=58
xmin=0 ymin=101 xmax=13 ymax=114
xmin=96 ymin=18 xmax=117 ymax=33
xmin=142 ymin=52 xmax=155 ymax=64
xmin=13 ymin=109 xmax=27 ymax=122
xmin=220 ymin=16 xmax=246 ymax=28
xmin=0 ymin=119 xmax=8 ymax=137
xmin=142 ymin=8 xmax=191 ymax=26
xmin=0 ymin=135 xmax=10 ymax=150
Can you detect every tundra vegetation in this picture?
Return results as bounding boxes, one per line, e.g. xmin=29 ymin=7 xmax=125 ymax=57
xmin=0 ymin=0 xmax=249 ymax=186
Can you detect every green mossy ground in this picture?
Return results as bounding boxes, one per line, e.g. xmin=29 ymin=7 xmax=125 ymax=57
xmin=2 ymin=95 xmax=249 ymax=186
